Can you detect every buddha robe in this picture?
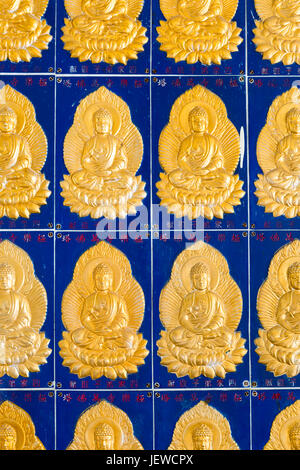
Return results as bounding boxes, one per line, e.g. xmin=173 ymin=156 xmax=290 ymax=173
xmin=72 ymin=291 xmax=135 ymax=350
xmin=262 ymin=0 xmax=300 ymax=37
xmin=0 ymin=0 xmax=40 ymax=34
xmin=71 ymin=134 xmax=133 ymax=190
xmin=266 ymin=135 xmax=300 ymax=191
xmin=170 ymin=290 xmax=233 ymax=348
xmin=267 ymin=290 xmax=300 ymax=348
xmin=169 ymin=133 xmax=231 ymax=191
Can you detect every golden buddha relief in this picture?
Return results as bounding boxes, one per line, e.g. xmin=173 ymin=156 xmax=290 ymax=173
xmin=168 ymin=401 xmax=239 ymax=450
xmin=61 ymin=0 xmax=148 ymax=65
xmin=0 ymin=85 xmax=51 ymax=219
xmin=255 ymin=87 xmax=300 ymax=219
xmin=0 ymin=240 xmax=51 ymax=379
xmin=156 ymin=85 xmax=245 ymax=220
xmin=0 ymin=0 xmax=52 ymax=63
xmin=264 ymin=401 xmax=300 ymax=450
xmin=255 ymin=239 xmax=300 ymax=378
xmin=60 ymin=86 xmax=146 ymax=220
xmin=0 ymin=400 xmax=45 ymax=450
xmin=157 ymin=241 xmax=246 ymax=379
xmin=253 ymin=0 xmax=300 ymax=66
xmin=59 ymin=241 xmax=149 ymax=380
xmin=67 ymin=400 xmax=143 ymax=450
xmin=156 ymin=0 xmax=243 ymax=66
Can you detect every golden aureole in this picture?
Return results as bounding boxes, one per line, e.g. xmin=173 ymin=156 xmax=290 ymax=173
xmin=0 ymin=400 xmax=45 ymax=450
xmin=156 ymin=0 xmax=243 ymax=66
xmin=60 ymin=86 xmax=146 ymax=220
xmin=156 ymin=85 xmax=245 ymax=220
xmin=168 ymin=401 xmax=239 ymax=450
xmin=59 ymin=241 xmax=149 ymax=380
xmin=0 ymin=85 xmax=51 ymax=219
xmin=264 ymin=401 xmax=300 ymax=450
xmin=61 ymin=0 xmax=148 ymax=65
xmin=0 ymin=240 xmax=51 ymax=378
xmin=0 ymin=0 xmax=52 ymax=63
xmin=67 ymin=400 xmax=143 ymax=450
xmin=157 ymin=241 xmax=247 ymax=379
xmin=255 ymin=87 xmax=300 ymax=219
xmin=255 ymin=239 xmax=300 ymax=378
xmin=253 ymin=0 xmax=300 ymax=66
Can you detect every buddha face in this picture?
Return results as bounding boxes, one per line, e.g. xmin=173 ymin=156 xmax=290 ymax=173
xmin=94 ymin=109 xmax=113 ymax=135
xmin=0 ymin=263 xmax=15 ymax=291
xmin=94 ymin=423 xmax=114 ymax=450
xmin=191 ymin=263 xmax=209 ymax=291
xmin=0 ymin=107 xmax=17 ymax=135
xmin=192 ymin=424 xmax=213 ymax=450
xmin=273 ymin=0 xmax=300 ymax=17
xmin=82 ymin=0 xmax=117 ymax=17
xmin=0 ymin=423 xmax=17 ymax=450
xmin=289 ymin=423 xmax=300 ymax=450
xmin=287 ymin=108 xmax=300 ymax=135
xmin=288 ymin=263 xmax=300 ymax=290
xmin=93 ymin=263 xmax=113 ymax=292
xmin=189 ymin=107 xmax=209 ymax=134
xmin=178 ymin=0 xmax=212 ymax=18
xmin=0 ymin=0 xmax=21 ymax=13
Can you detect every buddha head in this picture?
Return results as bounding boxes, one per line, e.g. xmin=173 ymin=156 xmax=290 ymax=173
xmin=178 ymin=0 xmax=215 ymax=18
xmin=94 ymin=108 xmax=113 ymax=136
xmin=273 ymin=0 xmax=300 ymax=18
xmin=190 ymin=262 xmax=209 ymax=291
xmin=0 ymin=105 xmax=17 ymax=135
xmin=286 ymin=107 xmax=300 ymax=135
xmin=82 ymin=0 xmax=118 ymax=17
xmin=289 ymin=422 xmax=300 ymax=450
xmin=93 ymin=263 xmax=113 ymax=292
xmin=192 ymin=423 xmax=213 ymax=450
xmin=0 ymin=423 xmax=17 ymax=450
xmin=0 ymin=263 xmax=15 ymax=292
xmin=0 ymin=0 xmax=21 ymax=13
xmin=94 ymin=422 xmax=115 ymax=450
xmin=188 ymin=106 xmax=209 ymax=134
xmin=287 ymin=262 xmax=300 ymax=290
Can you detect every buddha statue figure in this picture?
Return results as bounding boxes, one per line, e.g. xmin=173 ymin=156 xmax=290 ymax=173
xmin=94 ymin=423 xmax=114 ymax=450
xmin=0 ymin=240 xmax=51 ymax=379
xmin=168 ymin=401 xmax=239 ymax=450
xmin=67 ymin=400 xmax=143 ymax=450
xmin=157 ymin=0 xmax=242 ymax=65
xmin=157 ymin=85 xmax=245 ymax=220
xmin=0 ymin=0 xmax=52 ymax=62
xmin=192 ymin=424 xmax=213 ymax=450
xmin=0 ymin=85 xmax=50 ymax=219
xmin=255 ymin=87 xmax=300 ymax=218
xmin=71 ymin=263 xmax=135 ymax=351
xmin=157 ymin=241 xmax=246 ymax=379
xmin=169 ymin=262 xmax=234 ymax=350
xmin=59 ymin=241 xmax=149 ymax=380
xmin=61 ymin=86 xmax=146 ymax=220
xmin=255 ymin=240 xmax=300 ymax=378
xmin=0 ymin=401 xmax=45 ymax=450
xmin=71 ymin=108 xmax=133 ymax=192
xmin=0 ymin=423 xmax=17 ymax=450
xmin=264 ymin=401 xmax=300 ymax=450
xmin=61 ymin=0 xmax=148 ymax=64
xmin=253 ymin=0 xmax=300 ymax=65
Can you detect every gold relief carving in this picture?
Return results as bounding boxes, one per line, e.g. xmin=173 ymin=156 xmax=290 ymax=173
xmin=0 ymin=240 xmax=51 ymax=378
xmin=59 ymin=241 xmax=149 ymax=380
xmin=156 ymin=85 xmax=245 ymax=220
xmin=254 ymin=87 xmax=300 ymax=219
xmin=264 ymin=401 xmax=300 ymax=450
xmin=0 ymin=400 xmax=45 ymax=450
xmin=156 ymin=0 xmax=243 ymax=65
xmin=157 ymin=241 xmax=246 ymax=379
xmin=67 ymin=400 xmax=143 ymax=450
xmin=0 ymin=85 xmax=51 ymax=219
xmin=168 ymin=401 xmax=239 ymax=450
xmin=0 ymin=0 xmax=52 ymax=63
xmin=255 ymin=239 xmax=300 ymax=378
xmin=60 ymin=86 xmax=146 ymax=220
xmin=61 ymin=0 xmax=148 ymax=65
xmin=253 ymin=0 xmax=300 ymax=66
